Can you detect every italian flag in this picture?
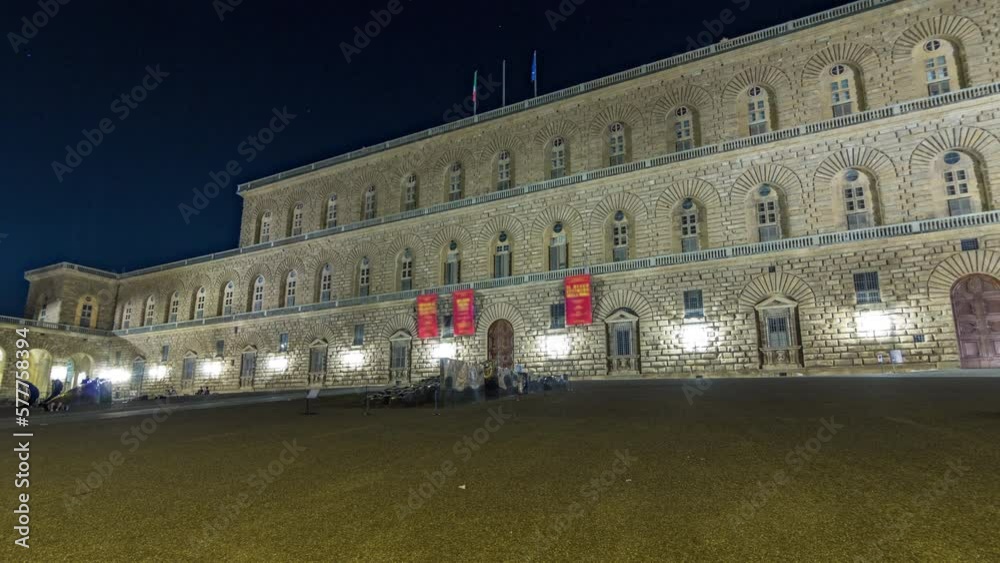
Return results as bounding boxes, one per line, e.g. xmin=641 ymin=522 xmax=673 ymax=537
xmin=472 ymin=71 xmax=478 ymax=105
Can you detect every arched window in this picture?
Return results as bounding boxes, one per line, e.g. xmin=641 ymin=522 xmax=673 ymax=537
xmin=403 ymin=174 xmax=418 ymax=211
xmin=122 ymin=302 xmax=134 ymax=329
xmin=496 ymin=151 xmax=512 ymax=191
xmin=363 ymin=186 xmax=377 ymax=220
xmin=606 ymin=309 xmax=640 ymax=375
xmin=143 ymin=296 xmax=156 ymax=326
xmin=746 ymin=86 xmax=771 ymax=136
xmin=940 ymin=151 xmax=981 ymax=216
xmin=221 ymin=282 xmax=235 ymax=316
xmin=252 ymin=276 xmax=265 ymax=312
xmin=449 ymin=162 xmax=463 ymax=201
xmin=325 ymin=195 xmax=338 ymax=228
xmin=754 ymin=184 xmax=783 ymax=242
xmin=78 ymin=296 xmax=95 ymax=328
xmin=611 ymin=211 xmax=630 ymax=262
xmin=841 ymin=169 xmax=876 ymax=229
xmin=443 ymin=241 xmax=461 ymax=285
xmin=290 ymin=203 xmax=304 ymax=236
xmin=284 ymin=271 xmax=298 ymax=307
xmin=828 ymin=64 xmax=862 ymax=117
xmin=193 ymin=287 xmax=207 ymax=319
xmin=921 ymin=39 xmax=961 ymax=97
xmin=399 ymin=249 xmax=414 ymax=291
xmin=308 ymin=340 xmax=329 ymax=384
xmin=358 ymin=258 xmax=371 ymax=297
xmin=550 ymin=137 xmax=567 ymax=179
xmin=318 ymin=265 xmax=333 ymax=302
xmin=389 ymin=330 xmax=412 ymax=384
xmin=494 ymin=231 xmax=512 ymax=279
xmin=679 ymin=198 xmax=701 ymax=253
xmin=673 ymin=107 xmax=696 ymax=152
xmin=755 ymin=295 xmax=803 ymax=368
xmin=549 ymin=222 xmax=568 ymax=271
xmin=258 ymin=212 xmax=273 ymax=244
xmin=168 ymin=292 xmax=180 ymax=323
xmin=608 ymin=122 xmax=626 ymax=166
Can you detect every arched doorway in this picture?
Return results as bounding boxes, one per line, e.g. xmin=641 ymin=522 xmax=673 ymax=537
xmin=487 ymin=320 xmax=514 ymax=369
xmin=951 ymin=274 xmax=1000 ymax=368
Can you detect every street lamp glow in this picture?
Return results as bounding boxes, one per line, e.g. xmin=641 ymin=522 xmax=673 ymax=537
xmin=149 ymin=365 xmax=169 ymax=380
xmin=343 ymin=350 xmax=365 ymax=368
xmin=267 ymin=356 xmax=289 ymax=372
xmin=681 ymin=324 xmax=710 ymax=351
xmin=50 ymin=365 xmax=68 ymax=382
xmin=432 ymin=343 xmax=457 ymax=360
xmin=857 ymin=311 xmax=892 ymax=337
xmin=202 ymin=361 xmax=224 ymax=378
xmin=98 ymin=367 xmax=130 ymax=384
xmin=543 ymin=335 xmax=570 ymax=359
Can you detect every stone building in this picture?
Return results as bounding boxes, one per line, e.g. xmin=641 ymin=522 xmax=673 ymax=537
xmin=3 ymin=0 xmax=1000 ymax=398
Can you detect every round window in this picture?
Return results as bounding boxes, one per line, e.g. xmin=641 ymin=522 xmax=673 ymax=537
xmin=924 ymin=39 xmax=942 ymax=52
xmin=845 ymin=169 xmax=860 ymax=182
xmin=553 ymin=222 xmax=563 ymax=234
xmin=676 ymin=107 xmax=689 ymax=117
xmin=449 ymin=241 xmax=458 ymax=251
xmin=498 ymin=232 xmax=508 ymax=243
xmin=682 ymin=198 xmax=694 ymax=210
xmin=944 ymin=152 xmax=962 ymax=165
xmin=758 ymin=185 xmax=772 ymax=197
xmin=614 ymin=210 xmax=625 ymax=221
xmin=830 ymin=64 xmax=846 ymax=76
xmin=748 ymin=86 xmax=763 ymax=97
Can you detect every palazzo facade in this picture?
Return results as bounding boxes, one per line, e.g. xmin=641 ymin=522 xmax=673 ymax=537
xmin=3 ymin=0 xmax=1000 ymax=397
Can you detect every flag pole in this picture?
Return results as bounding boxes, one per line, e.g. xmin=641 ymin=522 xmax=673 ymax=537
xmin=532 ymin=51 xmax=538 ymax=98
xmin=502 ymin=60 xmax=507 ymax=107
xmin=473 ymin=70 xmax=478 ymax=116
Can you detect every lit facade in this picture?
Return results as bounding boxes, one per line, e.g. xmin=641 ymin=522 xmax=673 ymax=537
xmin=3 ymin=0 xmax=1000 ymax=398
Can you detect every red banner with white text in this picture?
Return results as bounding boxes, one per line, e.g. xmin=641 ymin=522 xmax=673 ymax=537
xmin=565 ymin=275 xmax=593 ymax=326
xmin=417 ymin=294 xmax=439 ymax=339
xmin=452 ymin=289 xmax=476 ymax=336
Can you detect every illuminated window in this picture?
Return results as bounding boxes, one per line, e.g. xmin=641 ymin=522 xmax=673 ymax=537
xmin=942 ymin=151 xmax=977 ymax=216
xmin=755 ymin=185 xmax=782 ymax=242
xmin=924 ymin=40 xmax=951 ymax=96
xmin=747 ymin=86 xmax=770 ymax=136
xmin=829 ymin=65 xmax=853 ymax=117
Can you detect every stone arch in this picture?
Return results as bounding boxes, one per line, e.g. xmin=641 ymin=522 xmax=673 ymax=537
xmin=655 ymin=178 xmax=722 ymax=219
xmin=380 ymin=313 xmax=418 ymax=340
xmin=342 ymin=240 xmax=382 ymax=295
xmin=589 ymin=191 xmax=650 ymax=262
xmin=594 ymin=289 xmax=654 ymax=321
xmin=890 ymin=15 xmax=984 ymax=64
xmin=476 ymin=132 xmax=527 ymax=164
xmin=478 ymin=215 xmax=526 ymax=276
xmin=531 ymin=119 xmax=581 ymax=149
xmin=383 ymin=232 xmax=427 ymax=289
xmin=909 ymin=126 xmax=1000 ymax=176
xmin=731 ymin=164 xmax=803 ymax=204
xmin=476 ymin=303 xmax=527 ymax=352
xmin=815 ymin=146 xmax=898 ymax=187
xmin=651 ymin=84 xmax=715 ymax=122
xmin=927 ymin=250 xmax=1000 ymax=299
xmin=721 ymin=65 xmax=793 ymax=108
xmin=655 ymin=178 xmax=723 ymax=253
xmin=738 ymin=272 xmax=817 ymax=310
xmin=587 ymin=102 xmax=646 ymax=137
xmin=429 ymin=145 xmax=478 ymax=200
xmin=814 ymin=146 xmax=899 ymax=228
xmin=800 ymin=42 xmax=881 ymax=86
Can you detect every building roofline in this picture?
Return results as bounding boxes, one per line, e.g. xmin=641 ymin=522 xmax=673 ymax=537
xmin=24 ymin=262 xmax=120 ymax=281
xmin=236 ymin=0 xmax=899 ymax=195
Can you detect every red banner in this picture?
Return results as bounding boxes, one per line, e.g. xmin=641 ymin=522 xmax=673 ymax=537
xmin=417 ymin=294 xmax=439 ymax=339
xmin=565 ymin=275 xmax=593 ymax=326
xmin=452 ymin=289 xmax=476 ymax=336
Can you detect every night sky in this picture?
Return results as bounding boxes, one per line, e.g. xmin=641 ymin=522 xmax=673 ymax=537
xmin=1 ymin=0 xmax=852 ymax=317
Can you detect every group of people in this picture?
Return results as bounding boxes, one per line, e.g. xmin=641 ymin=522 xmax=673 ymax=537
xmin=195 ymin=386 xmax=212 ymax=395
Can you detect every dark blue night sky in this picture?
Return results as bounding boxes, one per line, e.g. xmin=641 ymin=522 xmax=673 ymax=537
xmin=0 ymin=0 xmax=849 ymax=316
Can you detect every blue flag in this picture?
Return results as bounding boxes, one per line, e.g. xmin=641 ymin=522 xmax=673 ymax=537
xmin=531 ymin=51 xmax=537 ymax=83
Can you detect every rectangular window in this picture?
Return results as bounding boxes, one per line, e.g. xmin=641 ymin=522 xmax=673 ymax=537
xmin=161 ymin=345 xmax=170 ymax=362
xmin=925 ymin=56 xmax=951 ymax=96
xmin=494 ymin=245 xmax=511 ymax=278
xmin=683 ymin=290 xmax=704 ymax=319
xmin=550 ymin=303 xmax=566 ymax=329
xmin=610 ymin=323 xmax=635 ymax=358
xmin=182 ymin=357 xmax=196 ymax=383
xmin=549 ymin=235 xmax=568 ymax=270
xmin=758 ymin=225 xmax=781 ymax=242
xmin=278 ymin=332 xmax=289 ymax=353
xmin=215 ymin=340 xmax=225 ymax=357
xmin=765 ymin=314 xmax=791 ymax=349
xmin=390 ymin=341 xmax=409 ymax=371
xmin=948 ymin=197 xmax=973 ymax=217
xmin=961 ymin=238 xmax=980 ymax=251
xmin=353 ymin=324 xmax=365 ymax=346
xmin=309 ymin=347 xmax=327 ymax=375
xmin=240 ymin=352 xmax=256 ymax=385
xmin=853 ymin=272 xmax=882 ymax=305
xmin=442 ymin=315 xmax=454 ymax=338
xmin=80 ymin=304 xmax=94 ymax=328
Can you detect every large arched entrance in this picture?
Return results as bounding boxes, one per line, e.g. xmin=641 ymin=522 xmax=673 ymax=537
xmin=951 ymin=274 xmax=1000 ymax=368
xmin=487 ymin=320 xmax=514 ymax=369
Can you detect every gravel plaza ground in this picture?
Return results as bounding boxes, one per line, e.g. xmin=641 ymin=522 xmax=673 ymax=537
xmin=3 ymin=375 xmax=1000 ymax=562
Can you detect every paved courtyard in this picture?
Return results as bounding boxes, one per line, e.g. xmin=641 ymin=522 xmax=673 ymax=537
xmin=4 ymin=376 xmax=1000 ymax=561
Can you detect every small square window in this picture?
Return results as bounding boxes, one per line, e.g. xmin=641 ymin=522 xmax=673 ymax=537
xmin=353 ymin=324 xmax=365 ymax=346
xmin=768 ymin=266 xmax=777 ymax=274
xmin=853 ymin=272 xmax=882 ymax=305
xmin=913 ymin=334 xmax=926 ymax=344
xmin=683 ymin=290 xmax=704 ymax=319
xmin=550 ymin=303 xmax=566 ymax=329
xmin=278 ymin=333 xmax=289 ymax=353
xmin=961 ymin=238 xmax=980 ymax=251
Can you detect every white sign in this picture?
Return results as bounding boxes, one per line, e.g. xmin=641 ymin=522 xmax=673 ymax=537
xmin=889 ymin=350 xmax=904 ymax=365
